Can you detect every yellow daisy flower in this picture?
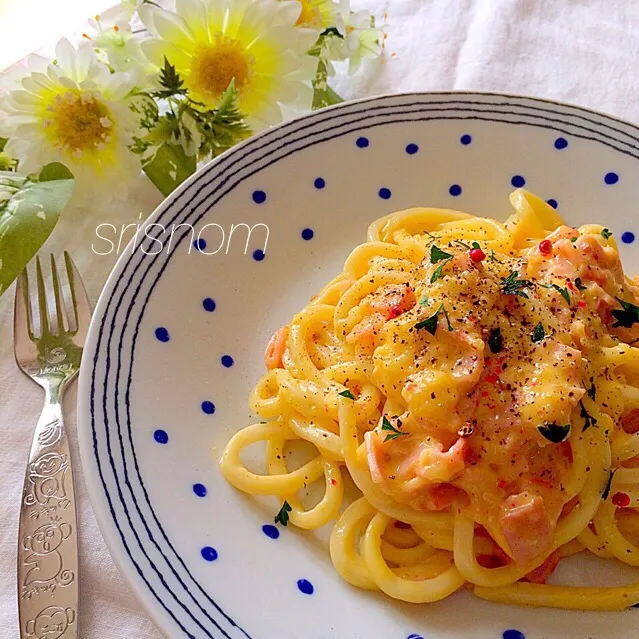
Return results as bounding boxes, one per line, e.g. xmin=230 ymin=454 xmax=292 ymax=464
xmin=139 ymin=0 xmax=318 ymax=128
xmin=0 ymin=39 xmax=140 ymax=204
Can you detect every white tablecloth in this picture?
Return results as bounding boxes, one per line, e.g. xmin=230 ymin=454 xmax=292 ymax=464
xmin=3 ymin=1 xmax=639 ymax=636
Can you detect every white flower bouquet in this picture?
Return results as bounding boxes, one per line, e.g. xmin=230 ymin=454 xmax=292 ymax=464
xmin=0 ymin=0 xmax=384 ymax=295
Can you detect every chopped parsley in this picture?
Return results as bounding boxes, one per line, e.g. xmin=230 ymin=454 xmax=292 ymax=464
xmin=414 ymin=304 xmax=453 ymax=335
xmin=580 ymin=401 xmax=598 ymax=432
xmin=602 ymin=469 xmax=616 ymax=501
xmin=419 ymin=294 xmax=429 ymax=306
xmin=552 ymin=284 xmax=571 ymax=305
xmin=430 ymin=244 xmax=453 ymax=263
xmin=501 ymin=271 xmax=533 ymax=299
xmin=601 ymin=228 xmax=613 ymax=240
xmin=488 ymin=327 xmax=503 ymax=354
xmin=570 ymin=236 xmax=578 ymax=243
xmin=382 ymin=416 xmax=408 ymax=442
xmin=575 ymin=277 xmax=586 ymax=291
xmin=274 ymin=501 xmax=292 ymax=526
xmin=612 ymin=298 xmax=639 ymax=328
xmin=489 ymin=249 xmax=501 ymax=263
xmin=430 ymin=261 xmax=449 ymax=283
xmin=531 ymin=322 xmax=545 ymax=343
xmin=338 ymin=389 xmax=355 ymax=400
xmin=429 ymin=244 xmax=453 ymax=282
xmin=537 ymin=422 xmax=571 ymax=443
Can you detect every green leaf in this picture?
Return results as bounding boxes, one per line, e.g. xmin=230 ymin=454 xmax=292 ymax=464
xmin=488 ymin=327 xmax=503 ymax=353
xmin=274 ymin=500 xmax=292 ymax=526
xmin=602 ymin=469 xmax=616 ymax=500
xmin=531 ymin=322 xmax=545 ymax=343
xmin=419 ymin=294 xmax=429 ymax=306
xmin=537 ymin=422 xmax=571 ymax=443
xmin=430 ymin=244 xmax=453 ymax=263
xmin=575 ymin=277 xmax=586 ymax=291
xmin=430 ymin=259 xmax=450 ymax=283
xmin=381 ymin=415 xmax=408 ymax=442
xmin=0 ymin=138 xmax=7 ymax=152
xmin=338 ymin=389 xmax=355 ymax=400
xmin=501 ymin=271 xmax=533 ymax=298
xmin=415 ymin=306 xmax=441 ymax=335
xmin=612 ymin=298 xmax=639 ymax=328
xmin=143 ymin=142 xmax=197 ymax=196
xmin=601 ymin=228 xmax=612 ymax=240
xmin=552 ymin=284 xmax=571 ymax=305
xmin=0 ymin=169 xmax=75 ymax=296
xmin=38 ymin=162 xmax=74 ymax=182
xmin=154 ymin=57 xmax=187 ymax=99
xmin=312 ymin=58 xmax=344 ymax=110
xmin=414 ymin=304 xmax=452 ymax=335
xmin=320 ymin=27 xmax=344 ymax=39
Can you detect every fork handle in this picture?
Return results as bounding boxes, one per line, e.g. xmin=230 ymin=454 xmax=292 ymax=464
xmin=17 ymin=395 xmax=79 ymax=639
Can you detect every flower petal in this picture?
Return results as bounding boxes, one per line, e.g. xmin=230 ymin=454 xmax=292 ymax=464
xmin=175 ymin=0 xmax=210 ymax=42
xmin=55 ymin=38 xmax=78 ymax=77
xmin=140 ymin=38 xmax=192 ymax=70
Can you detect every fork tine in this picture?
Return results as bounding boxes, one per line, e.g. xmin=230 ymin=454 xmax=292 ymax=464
xmin=35 ymin=255 xmax=50 ymax=338
xmin=14 ymin=270 xmax=34 ymax=355
xmin=64 ymin=251 xmax=91 ymax=337
xmin=50 ymin=254 xmax=66 ymax=334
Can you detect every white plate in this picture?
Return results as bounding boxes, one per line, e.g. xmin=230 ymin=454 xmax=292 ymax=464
xmin=78 ymin=93 xmax=639 ymax=639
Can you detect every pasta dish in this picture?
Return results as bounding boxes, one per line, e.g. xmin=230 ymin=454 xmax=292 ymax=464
xmin=220 ymin=189 xmax=639 ymax=610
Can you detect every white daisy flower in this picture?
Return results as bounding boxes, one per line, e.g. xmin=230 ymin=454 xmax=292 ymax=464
xmin=87 ymin=1 xmax=153 ymax=77
xmin=0 ymin=39 xmax=141 ymax=205
xmin=332 ymin=0 xmax=382 ymax=73
xmin=138 ymin=0 xmax=318 ymax=129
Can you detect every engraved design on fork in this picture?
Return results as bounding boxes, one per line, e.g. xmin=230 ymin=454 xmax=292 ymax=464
xmin=14 ymin=253 xmax=91 ymax=639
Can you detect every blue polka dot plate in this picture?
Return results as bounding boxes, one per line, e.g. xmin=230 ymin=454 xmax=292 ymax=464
xmin=78 ymin=93 xmax=639 ymax=639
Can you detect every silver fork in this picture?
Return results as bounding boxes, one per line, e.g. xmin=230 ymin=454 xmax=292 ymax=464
xmin=14 ymin=253 xmax=91 ymax=639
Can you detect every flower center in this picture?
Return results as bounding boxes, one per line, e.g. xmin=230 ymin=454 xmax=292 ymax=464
xmin=296 ymin=0 xmax=322 ymax=27
xmin=45 ymin=91 xmax=112 ymax=155
xmin=191 ymin=34 xmax=252 ymax=99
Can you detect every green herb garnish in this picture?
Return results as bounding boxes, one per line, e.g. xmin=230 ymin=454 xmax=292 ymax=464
xmin=612 ymin=298 xmax=639 ymax=328
xmin=430 ymin=261 xmax=449 ymax=283
xmin=415 ymin=304 xmax=453 ymax=335
xmin=552 ymin=284 xmax=571 ymax=305
xmin=382 ymin=416 xmax=408 ymax=442
xmin=419 ymin=294 xmax=429 ymax=306
xmin=531 ymin=322 xmax=545 ymax=343
xmin=489 ymin=249 xmax=501 ymax=263
xmin=580 ymin=401 xmax=598 ymax=432
xmin=430 ymin=244 xmax=453 ymax=263
xmin=488 ymin=328 xmax=503 ymax=354
xmin=501 ymin=271 xmax=533 ymax=299
xmin=338 ymin=389 xmax=355 ymax=400
xmin=274 ymin=501 xmax=292 ymax=526
xmin=571 ymin=236 xmax=578 ymax=243
xmin=429 ymin=245 xmax=453 ymax=283
xmin=575 ymin=277 xmax=586 ymax=291
xmin=602 ymin=469 xmax=616 ymax=500
xmin=537 ymin=422 xmax=571 ymax=443
xmin=601 ymin=228 xmax=613 ymax=240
